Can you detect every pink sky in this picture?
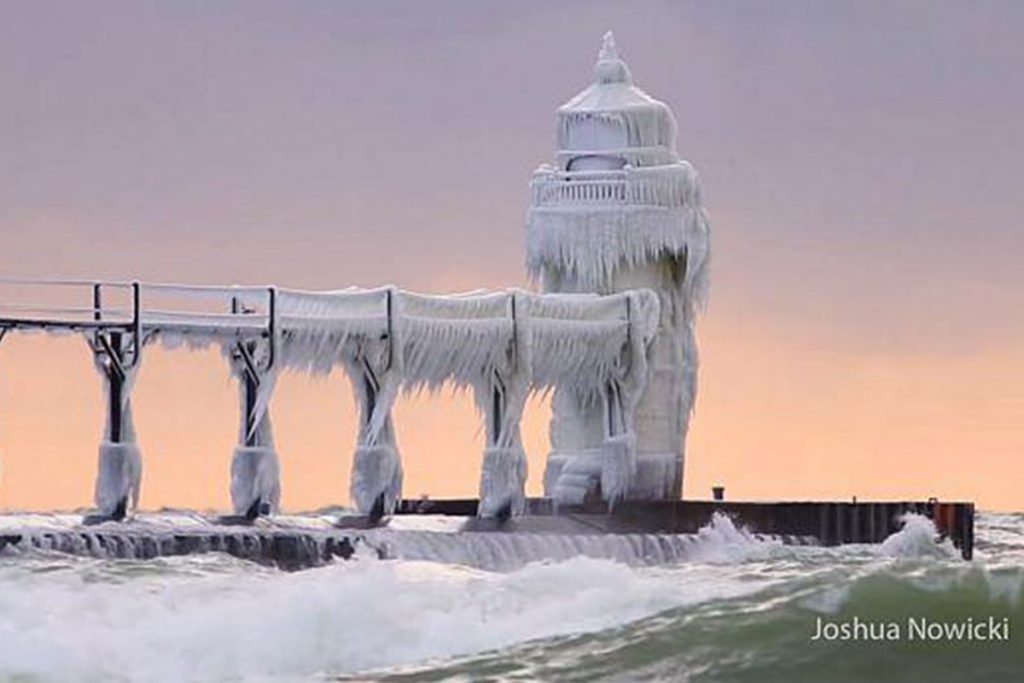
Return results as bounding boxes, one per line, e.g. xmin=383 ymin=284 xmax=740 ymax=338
xmin=1 ymin=1 xmax=1021 ymax=511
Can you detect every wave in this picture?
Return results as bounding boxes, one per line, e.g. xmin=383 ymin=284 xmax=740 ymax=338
xmin=369 ymin=557 xmax=1023 ymax=682
xmin=0 ymin=553 xmax=783 ymax=682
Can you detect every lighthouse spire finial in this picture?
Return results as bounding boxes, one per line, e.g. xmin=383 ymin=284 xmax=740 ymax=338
xmin=594 ymin=31 xmax=632 ymax=84
xmin=600 ymin=31 xmax=618 ymax=61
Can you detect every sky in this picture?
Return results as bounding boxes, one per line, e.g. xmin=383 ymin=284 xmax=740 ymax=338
xmin=0 ymin=0 xmax=1021 ymax=512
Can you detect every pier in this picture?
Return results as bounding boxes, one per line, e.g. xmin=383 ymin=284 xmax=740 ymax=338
xmin=0 ymin=497 xmax=975 ymax=570
xmin=404 ymin=498 xmax=976 ymax=560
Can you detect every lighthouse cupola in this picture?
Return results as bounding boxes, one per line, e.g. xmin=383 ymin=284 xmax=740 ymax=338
xmin=556 ymin=32 xmax=678 ymax=172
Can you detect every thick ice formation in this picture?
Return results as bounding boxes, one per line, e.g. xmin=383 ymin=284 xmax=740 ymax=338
xmin=264 ymin=288 xmax=659 ymax=515
xmin=49 ymin=285 xmax=659 ymax=517
xmin=94 ymin=442 xmax=141 ymax=517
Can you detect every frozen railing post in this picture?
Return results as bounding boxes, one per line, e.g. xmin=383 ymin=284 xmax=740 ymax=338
xmin=228 ymin=286 xmax=281 ymax=519
xmin=90 ymin=281 xmax=144 ymax=520
xmin=349 ymin=288 xmax=404 ymax=520
xmin=478 ymin=292 xmax=530 ymax=519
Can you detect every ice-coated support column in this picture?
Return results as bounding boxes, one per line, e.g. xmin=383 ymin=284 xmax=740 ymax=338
xmin=90 ymin=282 xmax=144 ymax=520
xmin=478 ymin=292 xmax=531 ymax=519
xmin=349 ymin=288 xmax=404 ymax=520
xmin=230 ymin=355 xmax=280 ymax=519
xmin=598 ymin=291 xmax=652 ymax=505
xmin=545 ymin=291 xmax=657 ymax=508
xmin=228 ymin=288 xmax=280 ymax=519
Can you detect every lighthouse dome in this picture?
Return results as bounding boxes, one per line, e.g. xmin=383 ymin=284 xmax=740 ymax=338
xmin=556 ymin=32 xmax=678 ymax=170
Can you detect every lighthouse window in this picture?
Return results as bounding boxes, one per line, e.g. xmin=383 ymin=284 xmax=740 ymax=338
xmin=567 ymin=154 xmax=627 ymax=172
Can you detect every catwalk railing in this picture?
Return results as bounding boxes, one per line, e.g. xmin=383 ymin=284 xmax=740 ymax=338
xmin=529 ymin=163 xmax=696 ymax=209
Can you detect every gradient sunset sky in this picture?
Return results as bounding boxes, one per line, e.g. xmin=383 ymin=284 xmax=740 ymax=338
xmin=1 ymin=1 xmax=1021 ymax=512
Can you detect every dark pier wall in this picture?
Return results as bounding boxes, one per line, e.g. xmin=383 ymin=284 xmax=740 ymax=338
xmin=400 ymin=498 xmax=976 ymax=560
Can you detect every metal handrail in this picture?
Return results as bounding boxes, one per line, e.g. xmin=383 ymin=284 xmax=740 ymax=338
xmin=140 ymin=309 xmax=270 ymax=321
xmin=0 ymin=304 xmax=131 ymax=316
xmin=0 ymin=277 xmax=132 ymax=288
xmin=0 ymin=279 xmax=275 ymax=342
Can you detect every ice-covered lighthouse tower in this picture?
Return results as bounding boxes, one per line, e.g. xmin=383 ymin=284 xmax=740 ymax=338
xmin=527 ymin=33 xmax=710 ymax=502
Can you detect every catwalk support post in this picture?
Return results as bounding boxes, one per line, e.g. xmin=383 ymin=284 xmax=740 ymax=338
xmin=478 ymin=292 xmax=531 ymax=519
xmin=349 ymin=288 xmax=405 ymax=520
xmin=90 ymin=282 xmax=144 ymax=520
xmin=228 ymin=287 xmax=281 ymax=519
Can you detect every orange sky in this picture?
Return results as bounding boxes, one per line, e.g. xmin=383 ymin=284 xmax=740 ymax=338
xmin=1 ymin=2 xmax=1022 ymax=512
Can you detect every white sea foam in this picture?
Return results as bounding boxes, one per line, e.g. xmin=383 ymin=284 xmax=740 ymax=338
xmin=879 ymin=513 xmax=959 ymax=559
xmin=0 ymin=552 xmax=773 ymax=683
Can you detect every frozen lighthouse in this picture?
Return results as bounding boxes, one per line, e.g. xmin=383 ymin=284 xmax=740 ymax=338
xmin=0 ymin=33 xmax=705 ymax=520
xmin=527 ymin=33 xmax=711 ymax=503
xmin=0 ymin=30 xmax=979 ymax=564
